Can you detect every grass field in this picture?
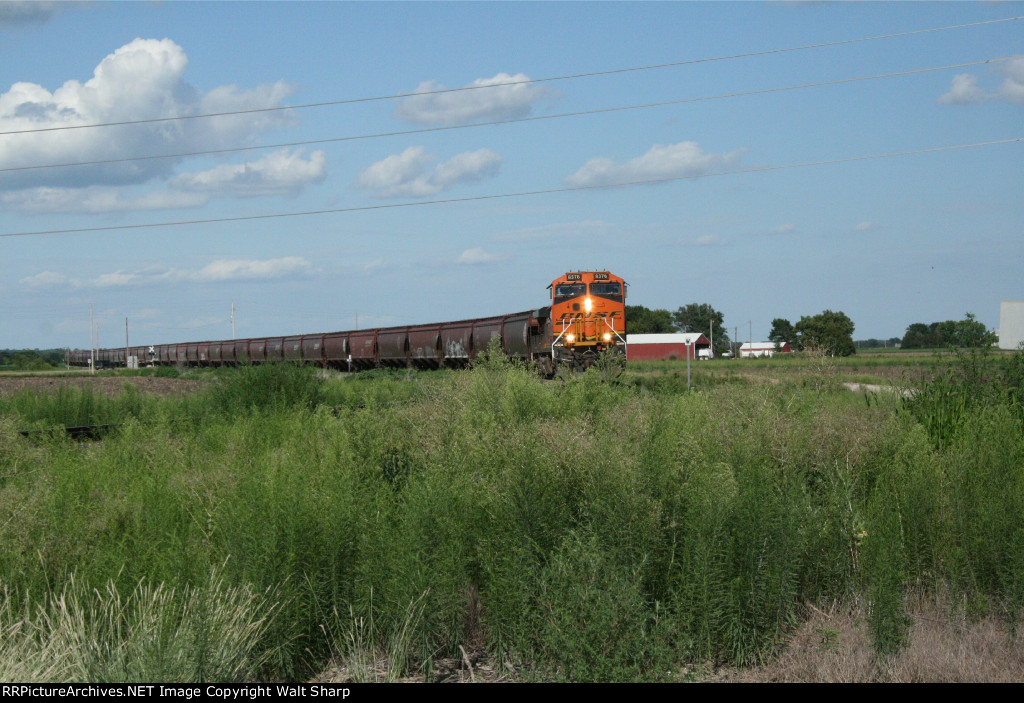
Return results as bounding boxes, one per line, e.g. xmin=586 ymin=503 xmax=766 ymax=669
xmin=0 ymin=349 xmax=1021 ymax=682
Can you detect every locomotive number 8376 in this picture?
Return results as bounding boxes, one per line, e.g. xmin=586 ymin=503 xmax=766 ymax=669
xmin=548 ymin=270 xmax=627 ymax=372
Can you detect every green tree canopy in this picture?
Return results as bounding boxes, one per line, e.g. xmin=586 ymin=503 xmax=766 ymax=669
xmin=900 ymin=313 xmax=996 ymax=349
xmin=671 ymin=303 xmax=729 ymax=351
xmin=795 ymin=310 xmax=856 ymax=356
xmin=768 ymin=318 xmax=798 ymax=349
xmin=624 ymin=305 xmax=677 ymax=335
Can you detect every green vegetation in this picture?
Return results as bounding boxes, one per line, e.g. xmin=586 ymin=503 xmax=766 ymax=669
xmin=0 ymin=349 xmax=64 ymax=371
xmin=0 ymin=353 xmax=1021 ymax=682
xmin=901 ymin=313 xmax=997 ymax=350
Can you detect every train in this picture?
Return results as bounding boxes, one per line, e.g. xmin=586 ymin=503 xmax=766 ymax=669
xmin=66 ymin=271 xmax=627 ymax=375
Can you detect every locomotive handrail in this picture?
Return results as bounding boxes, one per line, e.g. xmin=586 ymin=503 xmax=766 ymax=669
xmin=550 ymin=313 xmax=581 ymax=358
xmin=603 ymin=315 xmax=627 ymax=351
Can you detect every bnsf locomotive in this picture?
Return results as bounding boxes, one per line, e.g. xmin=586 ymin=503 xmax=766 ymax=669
xmin=66 ymin=271 xmax=626 ymax=375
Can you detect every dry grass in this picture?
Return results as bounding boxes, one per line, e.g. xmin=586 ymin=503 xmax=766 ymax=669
xmin=722 ymin=599 xmax=1024 ymax=683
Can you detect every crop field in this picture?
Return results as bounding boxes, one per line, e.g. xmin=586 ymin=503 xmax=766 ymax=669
xmin=0 ymin=349 xmax=1022 ymax=682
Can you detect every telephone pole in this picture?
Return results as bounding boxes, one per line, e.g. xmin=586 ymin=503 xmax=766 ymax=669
xmin=231 ymin=302 xmax=236 ymax=339
xmin=90 ymin=305 xmax=95 ymax=374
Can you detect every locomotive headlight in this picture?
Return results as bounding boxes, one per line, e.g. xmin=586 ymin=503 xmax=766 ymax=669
xmin=584 ymin=297 xmax=593 ymax=312
xmin=603 ymin=333 xmax=612 ymax=342
xmin=566 ymin=333 xmax=575 ymax=343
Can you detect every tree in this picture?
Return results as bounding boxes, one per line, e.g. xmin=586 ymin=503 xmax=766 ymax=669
xmin=901 ymin=314 xmax=996 ymax=349
xmin=795 ymin=310 xmax=856 ymax=356
xmin=624 ymin=305 xmax=677 ymax=335
xmin=768 ymin=318 xmax=798 ymax=350
xmin=671 ymin=303 xmax=729 ymax=352
xmin=953 ymin=313 xmax=997 ymax=348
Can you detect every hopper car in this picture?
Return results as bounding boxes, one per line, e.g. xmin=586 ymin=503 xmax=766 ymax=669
xmin=66 ymin=271 xmax=627 ymax=375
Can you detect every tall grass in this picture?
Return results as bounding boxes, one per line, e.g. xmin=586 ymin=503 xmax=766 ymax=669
xmin=0 ymin=353 xmax=1021 ymax=681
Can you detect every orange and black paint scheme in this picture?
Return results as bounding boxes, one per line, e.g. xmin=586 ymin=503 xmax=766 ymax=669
xmin=548 ymin=271 xmax=627 ymax=371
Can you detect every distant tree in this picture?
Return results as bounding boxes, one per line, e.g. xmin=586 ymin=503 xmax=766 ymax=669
xmin=625 ymin=305 xmax=677 ymax=335
xmin=671 ymin=303 xmax=729 ymax=352
xmin=901 ymin=314 xmax=995 ymax=349
xmin=953 ymin=313 xmax=997 ymax=348
xmin=901 ymin=323 xmax=931 ymax=349
xmin=768 ymin=318 xmax=798 ymax=350
xmin=795 ymin=310 xmax=856 ymax=356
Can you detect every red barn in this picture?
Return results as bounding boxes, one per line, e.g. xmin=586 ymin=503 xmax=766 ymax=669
xmin=627 ymin=333 xmax=711 ymax=361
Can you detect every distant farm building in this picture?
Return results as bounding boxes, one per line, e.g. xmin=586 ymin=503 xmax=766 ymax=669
xmin=739 ymin=342 xmax=793 ymax=358
xmin=627 ymin=333 xmax=711 ymax=361
xmin=999 ymin=301 xmax=1024 ymax=350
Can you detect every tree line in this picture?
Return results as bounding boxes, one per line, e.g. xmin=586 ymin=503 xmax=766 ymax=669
xmin=625 ymin=304 xmax=858 ymax=357
xmin=0 ymin=349 xmax=65 ymax=370
xmin=900 ymin=313 xmax=996 ymax=349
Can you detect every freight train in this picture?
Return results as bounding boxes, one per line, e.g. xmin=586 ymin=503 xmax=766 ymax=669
xmin=66 ymin=271 xmax=627 ymax=375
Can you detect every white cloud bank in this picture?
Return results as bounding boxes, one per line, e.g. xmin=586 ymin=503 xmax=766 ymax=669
xmin=0 ymin=38 xmax=295 ymax=192
xmin=938 ymin=58 xmax=1024 ymax=105
xmin=395 ymin=73 xmax=548 ymax=125
xmin=20 ymin=256 xmax=317 ymax=290
xmin=355 ymin=146 xmax=501 ymax=198
xmin=3 ymin=149 xmax=325 ymax=214
xmin=172 ymin=149 xmax=326 ymax=197
xmin=565 ymin=141 xmax=744 ymax=188
xmin=456 ymin=248 xmax=505 ymax=265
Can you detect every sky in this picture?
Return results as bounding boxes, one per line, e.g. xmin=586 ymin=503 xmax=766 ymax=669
xmin=1 ymin=1 xmax=1021 ymax=349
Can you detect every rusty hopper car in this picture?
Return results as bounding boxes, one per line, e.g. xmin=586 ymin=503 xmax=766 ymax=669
xmin=67 ymin=271 xmax=626 ymax=375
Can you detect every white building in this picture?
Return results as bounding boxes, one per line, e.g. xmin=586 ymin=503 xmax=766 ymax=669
xmin=739 ymin=342 xmax=792 ymax=358
xmin=999 ymin=301 xmax=1024 ymax=350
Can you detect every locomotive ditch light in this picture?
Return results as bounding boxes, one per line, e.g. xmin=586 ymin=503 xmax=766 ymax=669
xmin=566 ymin=333 xmax=575 ymax=343
xmin=603 ymin=333 xmax=612 ymax=342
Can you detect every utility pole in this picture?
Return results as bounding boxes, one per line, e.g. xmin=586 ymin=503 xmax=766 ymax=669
xmin=231 ymin=302 xmax=236 ymax=340
xmin=90 ymin=305 xmax=95 ymax=374
xmin=125 ymin=317 xmax=129 ymax=369
xmin=355 ymin=312 xmax=358 ymax=330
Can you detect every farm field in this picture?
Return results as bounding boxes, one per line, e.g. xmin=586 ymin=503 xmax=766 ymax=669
xmin=1 ymin=350 xmax=1022 ymax=682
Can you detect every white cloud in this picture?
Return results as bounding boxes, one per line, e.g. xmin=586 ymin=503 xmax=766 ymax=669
xmin=492 ymin=219 xmax=617 ymax=242
xmin=191 ymin=257 xmax=314 ymax=283
xmin=456 ymin=247 xmax=505 ymax=265
xmin=565 ymin=141 xmax=744 ymax=188
xmin=768 ymin=223 xmax=796 ymax=235
xmin=938 ymin=59 xmax=1024 ymax=105
xmin=692 ymin=235 xmax=727 ymax=247
xmin=938 ymin=74 xmax=990 ymax=105
xmin=2 ymin=186 xmax=208 ymax=214
xmin=19 ymin=256 xmax=317 ymax=290
xmin=0 ymin=38 xmax=295 ymax=192
xmin=854 ymin=221 xmax=874 ymax=231
xmin=355 ymin=146 xmax=501 ymax=198
xmin=171 ymin=149 xmax=326 ymax=197
xmin=395 ymin=73 xmax=548 ymax=125
xmin=21 ymin=270 xmax=68 ymax=288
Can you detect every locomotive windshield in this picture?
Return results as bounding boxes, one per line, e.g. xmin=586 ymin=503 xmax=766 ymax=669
xmin=554 ymin=282 xmax=587 ymax=303
xmin=590 ymin=282 xmax=622 ymax=302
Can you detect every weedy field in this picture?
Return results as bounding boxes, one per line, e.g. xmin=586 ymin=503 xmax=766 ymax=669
xmin=0 ymin=348 xmax=1021 ymax=682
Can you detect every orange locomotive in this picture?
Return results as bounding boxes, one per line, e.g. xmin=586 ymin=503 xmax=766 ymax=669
xmin=548 ymin=270 xmax=627 ymax=372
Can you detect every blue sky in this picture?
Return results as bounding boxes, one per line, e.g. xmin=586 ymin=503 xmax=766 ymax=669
xmin=1 ymin=1 xmax=1021 ymax=349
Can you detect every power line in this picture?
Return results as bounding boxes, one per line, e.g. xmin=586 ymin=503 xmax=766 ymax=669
xmin=0 ymin=15 xmax=1019 ymax=137
xmin=3 ymin=137 xmax=1019 ymax=239
xmin=2 ymin=55 xmax=1017 ymax=175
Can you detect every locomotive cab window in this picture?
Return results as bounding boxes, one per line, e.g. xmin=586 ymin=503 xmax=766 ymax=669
xmin=589 ymin=282 xmax=622 ymax=302
xmin=554 ymin=282 xmax=586 ymax=304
